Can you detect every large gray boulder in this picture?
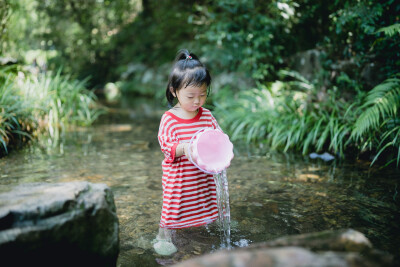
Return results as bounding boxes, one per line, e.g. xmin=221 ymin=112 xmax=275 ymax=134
xmin=0 ymin=182 xmax=119 ymax=267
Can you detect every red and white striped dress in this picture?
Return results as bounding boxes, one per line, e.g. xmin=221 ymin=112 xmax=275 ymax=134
xmin=158 ymin=107 xmax=219 ymax=229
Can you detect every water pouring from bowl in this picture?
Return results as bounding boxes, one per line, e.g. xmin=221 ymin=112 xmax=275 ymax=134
xmin=187 ymin=128 xmax=234 ymax=249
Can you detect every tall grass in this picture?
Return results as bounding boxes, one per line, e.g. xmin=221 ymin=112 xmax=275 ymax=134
xmin=0 ymin=76 xmax=33 ymax=153
xmin=214 ymin=72 xmax=399 ymax=167
xmin=215 ymin=79 xmax=354 ymax=158
xmin=21 ymin=70 xmax=103 ymax=136
xmin=0 ymin=69 xmax=103 ymax=156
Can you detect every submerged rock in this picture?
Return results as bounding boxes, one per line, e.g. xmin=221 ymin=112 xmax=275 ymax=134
xmin=258 ymin=229 xmax=371 ymax=252
xmin=309 ymin=152 xmax=335 ymax=161
xmin=0 ymin=182 xmax=119 ymax=267
xmin=172 ymin=229 xmax=394 ymax=267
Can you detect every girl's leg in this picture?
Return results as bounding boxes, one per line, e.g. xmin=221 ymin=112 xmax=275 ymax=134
xmin=153 ymin=227 xmax=177 ymax=255
xmin=156 ymin=227 xmax=172 ymax=241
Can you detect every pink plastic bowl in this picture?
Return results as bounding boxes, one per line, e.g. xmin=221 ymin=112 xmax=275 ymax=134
xmin=189 ymin=128 xmax=234 ymax=174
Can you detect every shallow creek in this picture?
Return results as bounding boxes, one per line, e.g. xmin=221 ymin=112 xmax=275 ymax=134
xmin=0 ymin=99 xmax=399 ymax=266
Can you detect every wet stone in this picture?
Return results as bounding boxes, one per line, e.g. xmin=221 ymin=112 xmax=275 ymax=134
xmin=0 ymin=182 xmax=119 ymax=267
xmin=172 ymin=229 xmax=394 ymax=267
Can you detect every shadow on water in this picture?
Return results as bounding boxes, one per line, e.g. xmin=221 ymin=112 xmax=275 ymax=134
xmin=0 ymin=96 xmax=399 ymax=266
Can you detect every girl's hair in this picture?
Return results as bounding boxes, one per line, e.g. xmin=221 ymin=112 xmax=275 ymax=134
xmin=166 ymin=49 xmax=211 ymax=106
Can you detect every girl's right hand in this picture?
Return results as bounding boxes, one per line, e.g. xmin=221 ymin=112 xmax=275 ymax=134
xmin=184 ymin=143 xmax=193 ymax=159
xmin=183 ymin=143 xmax=189 ymax=157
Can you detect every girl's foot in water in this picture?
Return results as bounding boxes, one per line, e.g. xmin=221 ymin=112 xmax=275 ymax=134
xmin=152 ymin=228 xmax=177 ymax=256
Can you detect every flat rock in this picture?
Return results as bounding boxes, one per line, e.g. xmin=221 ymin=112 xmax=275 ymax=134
xmin=172 ymin=229 xmax=394 ymax=267
xmin=0 ymin=182 xmax=119 ymax=267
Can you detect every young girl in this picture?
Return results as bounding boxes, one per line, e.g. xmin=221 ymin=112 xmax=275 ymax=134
xmin=154 ymin=49 xmax=220 ymax=255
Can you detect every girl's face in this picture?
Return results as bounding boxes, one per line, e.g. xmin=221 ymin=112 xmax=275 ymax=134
xmin=174 ymin=84 xmax=207 ymax=112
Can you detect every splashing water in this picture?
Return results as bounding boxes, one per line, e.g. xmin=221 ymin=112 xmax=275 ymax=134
xmin=213 ymin=170 xmax=231 ymax=249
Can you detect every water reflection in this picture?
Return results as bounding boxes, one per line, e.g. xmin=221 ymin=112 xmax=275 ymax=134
xmin=0 ymin=99 xmax=399 ymax=266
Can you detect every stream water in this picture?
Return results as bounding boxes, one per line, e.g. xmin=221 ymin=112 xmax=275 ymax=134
xmin=0 ymin=98 xmax=399 ymax=266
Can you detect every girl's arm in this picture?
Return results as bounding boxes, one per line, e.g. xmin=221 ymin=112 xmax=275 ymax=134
xmin=158 ymin=115 xmax=180 ymax=163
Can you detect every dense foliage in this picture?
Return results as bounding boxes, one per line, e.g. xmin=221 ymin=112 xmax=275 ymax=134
xmin=1 ymin=0 xmax=399 ymax=166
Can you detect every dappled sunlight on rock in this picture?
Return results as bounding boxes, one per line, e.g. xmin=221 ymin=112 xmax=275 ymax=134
xmin=104 ymin=124 xmax=133 ymax=132
xmin=316 ymin=191 xmax=327 ymax=197
xmin=297 ymin=173 xmax=323 ymax=182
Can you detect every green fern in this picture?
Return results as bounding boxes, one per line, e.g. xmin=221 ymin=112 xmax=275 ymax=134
xmin=376 ymin=23 xmax=400 ymax=37
xmin=352 ymin=76 xmax=400 ymax=139
xmin=352 ymin=75 xmax=400 ymax=166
